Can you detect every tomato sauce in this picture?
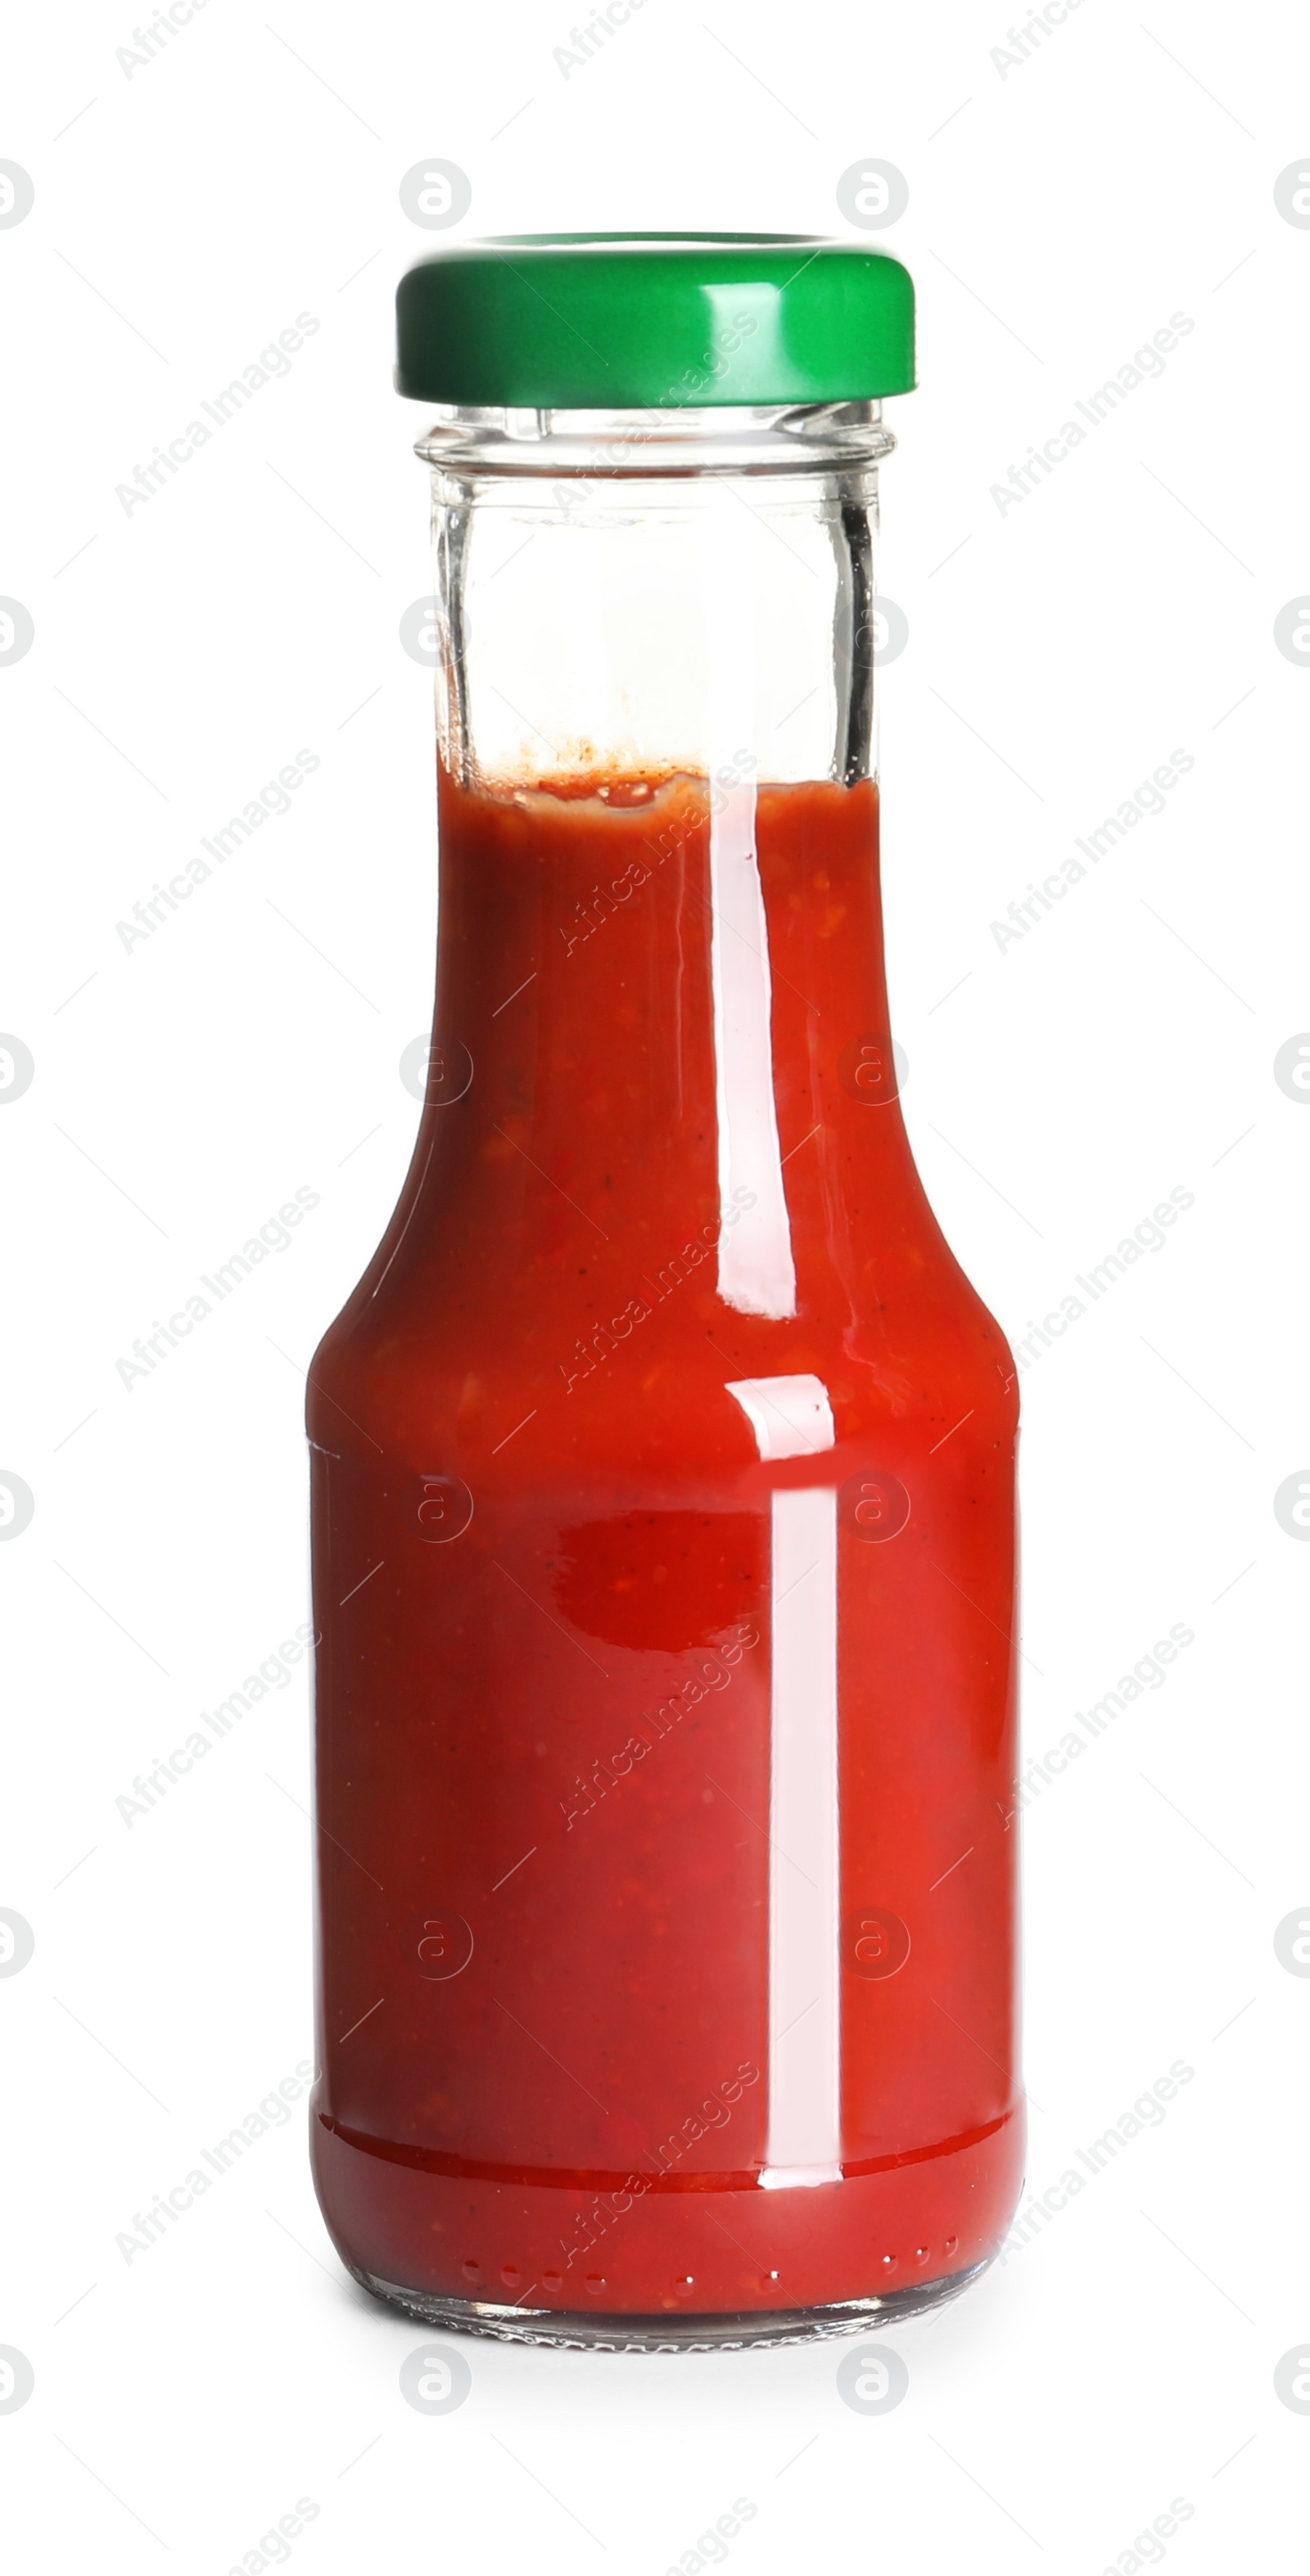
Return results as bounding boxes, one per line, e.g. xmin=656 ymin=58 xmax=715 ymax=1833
xmin=308 ymin=762 xmax=1023 ymax=2330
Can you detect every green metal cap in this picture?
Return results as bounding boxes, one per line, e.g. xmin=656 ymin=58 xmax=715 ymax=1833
xmin=395 ymin=234 xmax=915 ymax=408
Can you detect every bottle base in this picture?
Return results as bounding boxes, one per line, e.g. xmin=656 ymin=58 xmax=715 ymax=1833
xmin=346 ymin=2254 xmax=990 ymax=2351
xmin=313 ymin=2096 xmax=1024 ymax=2337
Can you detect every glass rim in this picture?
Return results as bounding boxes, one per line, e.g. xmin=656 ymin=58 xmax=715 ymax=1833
xmin=414 ymin=399 xmax=896 ymax=478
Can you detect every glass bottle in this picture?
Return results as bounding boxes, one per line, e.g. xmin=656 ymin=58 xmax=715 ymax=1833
xmin=307 ymin=238 xmax=1023 ymax=2349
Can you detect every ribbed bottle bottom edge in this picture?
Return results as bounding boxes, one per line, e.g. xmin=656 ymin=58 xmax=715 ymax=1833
xmin=348 ymin=2256 xmax=990 ymax=2351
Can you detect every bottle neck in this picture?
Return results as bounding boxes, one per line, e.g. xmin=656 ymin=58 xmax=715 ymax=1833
xmin=425 ymin=435 xmax=885 ymax=803
xmin=404 ymin=426 xmax=904 ymax=1317
xmin=422 ymin=760 xmax=897 ymax=1323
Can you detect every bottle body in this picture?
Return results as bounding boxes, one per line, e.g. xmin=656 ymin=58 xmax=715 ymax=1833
xmin=308 ymin=413 xmax=1023 ymax=2343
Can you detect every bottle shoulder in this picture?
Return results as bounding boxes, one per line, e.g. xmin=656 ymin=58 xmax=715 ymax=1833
xmin=307 ymin=1072 xmax=1019 ymax=1471
xmin=308 ymin=1218 xmax=1017 ymax=1476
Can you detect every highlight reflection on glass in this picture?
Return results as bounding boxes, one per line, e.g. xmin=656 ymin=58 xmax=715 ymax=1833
xmin=727 ymin=1375 xmax=840 ymax=2187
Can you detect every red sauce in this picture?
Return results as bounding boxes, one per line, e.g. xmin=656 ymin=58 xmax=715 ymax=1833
xmin=308 ymin=764 xmax=1023 ymax=2321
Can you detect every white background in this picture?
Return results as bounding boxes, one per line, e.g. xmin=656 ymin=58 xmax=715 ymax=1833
xmin=3 ymin=0 xmax=1308 ymax=2567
